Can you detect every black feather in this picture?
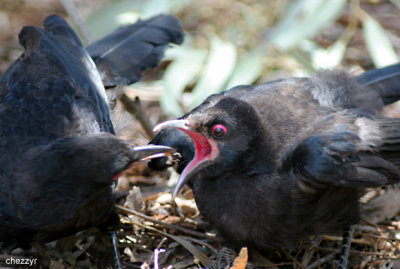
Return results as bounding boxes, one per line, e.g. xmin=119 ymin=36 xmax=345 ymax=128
xmin=87 ymin=15 xmax=184 ymax=87
xmin=356 ymin=63 xmax=400 ymax=105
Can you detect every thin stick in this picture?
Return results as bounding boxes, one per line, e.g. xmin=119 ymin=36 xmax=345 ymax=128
xmin=119 ymin=94 xmax=155 ymax=138
xmin=321 ymin=234 xmax=367 ymax=245
xmin=59 ymin=0 xmax=94 ymax=44
xmin=116 ymin=204 xmax=217 ymax=240
xmin=306 ymin=253 xmax=336 ymax=269
xmin=181 ymin=235 xmax=219 ymax=254
xmin=280 ymin=248 xmax=303 ymax=269
xmin=130 ymin=220 xmax=213 ymax=267
xmin=316 ymin=247 xmax=390 ymax=257
xmin=149 ymin=237 xmax=168 ymax=266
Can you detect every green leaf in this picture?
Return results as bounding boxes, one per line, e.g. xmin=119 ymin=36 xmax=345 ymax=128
xmin=142 ymin=0 xmax=190 ymax=17
xmin=190 ymin=36 xmax=237 ymax=108
xmin=270 ymin=0 xmax=346 ymax=50
xmin=225 ymin=50 xmax=264 ymax=89
xmin=87 ymin=0 xmax=142 ymax=38
xmin=289 ymin=47 xmax=316 ymax=73
xmin=142 ymin=0 xmax=171 ymax=16
xmin=161 ymin=47 xmax=207 ymax=117
xmin=310 ymin=38 xmax=347 ymax=69
xmin=363 ymin=15 xmax=398 ymax=68
xmin=87 ymin=0 xmax=190 ymax=38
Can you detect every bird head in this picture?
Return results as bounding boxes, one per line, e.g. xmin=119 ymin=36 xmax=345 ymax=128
xmin=26 ymin=133 xmax=175 ymax=185
xmin=153 ymin=97 xmax=265 ymax=197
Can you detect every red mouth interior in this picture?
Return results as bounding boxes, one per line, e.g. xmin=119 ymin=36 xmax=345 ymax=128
xmin=178 ymin=128 xmax=212 ymax=178
xmin=113 ymin=172 xmax=121 ymax=181
xmin=179 ymin=128 xmax=211 ymax=159
xmin=169 ymin=126 xmax=214 ymax=197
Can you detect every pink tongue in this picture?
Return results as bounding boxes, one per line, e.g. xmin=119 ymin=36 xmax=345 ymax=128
xmin=178 ymin=128 xmax=211 ymax=159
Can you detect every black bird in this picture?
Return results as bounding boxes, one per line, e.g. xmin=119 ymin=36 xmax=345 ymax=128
xmin=151 ymin=65 xmax=400 ymax=266
xmin=0 ymin=14 xmax=182 ymax=246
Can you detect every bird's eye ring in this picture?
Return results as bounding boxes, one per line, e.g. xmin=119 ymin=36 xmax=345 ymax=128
xmin=212 ymin=124 xmax=227 ymax=138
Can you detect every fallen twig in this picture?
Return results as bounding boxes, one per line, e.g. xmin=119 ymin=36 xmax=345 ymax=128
xmin=119 ymin=94 xmax=155 ymax=139
xmin=116 ymin=204 xmax=217 ymax=241
xmin=306 ymin=253 xmax=336 ymax=269
xmin=59 ymin=0 xmax=94 ymax=44
xmin=129 ymin=219 xmax=213 ymax=267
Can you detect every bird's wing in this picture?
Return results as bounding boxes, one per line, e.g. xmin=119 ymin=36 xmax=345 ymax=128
xmin=356 ymin=63 xmax=400 ymax=106
xmin=281 ymin=115 xmax=400 ymax=190
xmin=0 ymin=14 xmax=113 ymax=148
xmin=227 ymin=64 xmax=400 ymax=114
xmin=42 ymin=15 xmax=113 ymax=134
xmin=86 ymin=15 xmax=184 ymax=88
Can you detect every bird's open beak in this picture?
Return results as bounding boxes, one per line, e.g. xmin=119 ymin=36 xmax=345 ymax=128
xmin=133 ymin=145 xmax=175 ymax=161
xmin=153 ymin=119 xmax=214 ymax=198
xmin=153 ymin=119 xmax=191 ymax=132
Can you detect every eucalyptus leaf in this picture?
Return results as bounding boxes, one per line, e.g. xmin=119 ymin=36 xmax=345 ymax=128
xmin=87 ymin=0 xmax=142 ymax=38
xmin=289 ymin=48 xmax=316 ymax=73
xmin=363 ymin=15 xmax=398 ymax=68
xmin=311 ymin=38 xmax=347 ymax=69
xmin=270 ymin=0 xmax=346 ymax=50
xmin=160 ymin=88 xmax=182 ymax=117
xmin=87 ymin=0 xmax=190 ymax=38
xmin=190 ymin=36 xmax=237 ymax=108
xmin=142 ymin=0 xmax=190 ymax=17
xmin=161 ymin=47 xmax=207 ymax=116
xmin=225 ymin=50 xmax=265 ymax=89
xmin=142 ymin=0 xmax=171 ymax=17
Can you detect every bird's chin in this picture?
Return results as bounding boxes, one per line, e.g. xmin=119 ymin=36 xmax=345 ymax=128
xmin=172 ymin=156 xmax=210 ymax=198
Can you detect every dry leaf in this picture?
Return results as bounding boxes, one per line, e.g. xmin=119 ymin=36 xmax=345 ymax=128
xmin=361 ymin=188 xmax=400 ymax=224
xmin=230 ymin=248 xmax=248 ymax=269
xmin=124 ymin=186 xmax=145 ymax=211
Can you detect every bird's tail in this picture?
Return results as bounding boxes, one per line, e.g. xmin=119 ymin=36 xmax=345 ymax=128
xmin=356 ymin=63 xmax=400 ymax=105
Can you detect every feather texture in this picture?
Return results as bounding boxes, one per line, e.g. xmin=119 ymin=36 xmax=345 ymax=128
xmin=87 ymin=15 xmax=184 ymax=88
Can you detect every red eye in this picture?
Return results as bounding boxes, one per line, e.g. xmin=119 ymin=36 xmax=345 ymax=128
xmin=212 ymin=124 xmax=227 ymax=138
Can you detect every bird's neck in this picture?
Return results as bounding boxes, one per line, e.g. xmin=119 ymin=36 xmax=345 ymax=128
xmin=242 ymin=131 xmax=277 ymax=175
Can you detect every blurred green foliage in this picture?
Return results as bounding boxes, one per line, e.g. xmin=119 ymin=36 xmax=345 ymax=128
xmin=87 ymin=0 xmax=400 ymax=117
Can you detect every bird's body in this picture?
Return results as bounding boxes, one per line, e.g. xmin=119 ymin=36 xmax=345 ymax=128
xmin=0 ymin=14 xmax=181 ymax=245
xmin=152 ymin=65 xmax=400 ymax=251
